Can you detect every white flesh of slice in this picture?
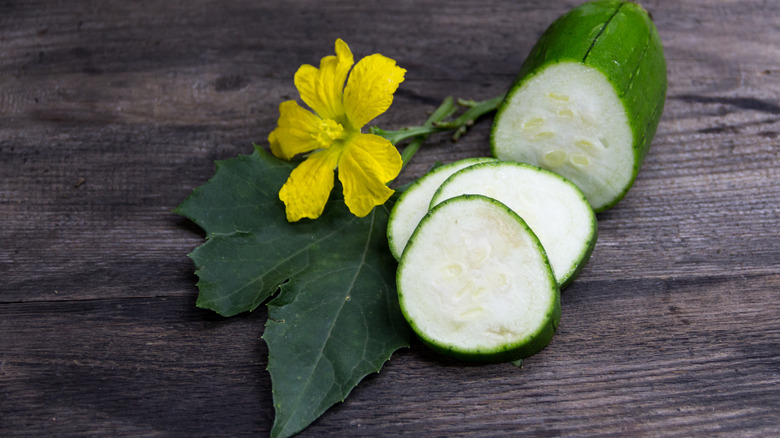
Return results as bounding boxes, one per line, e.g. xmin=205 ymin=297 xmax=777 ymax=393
xmin=430 ymin=162 xmax=595 ymax=287
xmin=492 ymin=61 xmax=634 ymax=211
xmin=398 ymin=196 xmax=555 ymax=352
xmin=387 ymin=157 xmax=495 ymax=260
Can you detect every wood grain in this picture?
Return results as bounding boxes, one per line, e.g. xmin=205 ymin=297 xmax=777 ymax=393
xmin=2 ymin=0 xmax=779 ymax=436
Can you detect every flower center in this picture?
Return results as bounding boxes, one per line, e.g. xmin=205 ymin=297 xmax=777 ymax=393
xmin=315 ymin=119 xmax=346 ymax=148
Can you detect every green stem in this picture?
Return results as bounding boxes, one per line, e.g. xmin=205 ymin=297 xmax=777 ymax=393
xmin=374 ymin=125 xmax=449 ymax=145
xmin=369 ymin=97 xmax=457 ymax=146
xmin=370 ymin=93 xmax=506 ymax=169
xmin=398 ymin=97 xmax=459 ymax=169
xmin=438 ymin=95 xmax=506 ymax=140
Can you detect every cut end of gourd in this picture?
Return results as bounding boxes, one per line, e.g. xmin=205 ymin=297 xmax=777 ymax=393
xmin=492 ymin=61 xmax=634 ymax=211
xmin=397 ymin=195 xmax=560 ymax=363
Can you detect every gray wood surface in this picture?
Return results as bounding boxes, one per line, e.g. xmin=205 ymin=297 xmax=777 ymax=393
xmin=2 ymin=0 xmax=779 ymax=436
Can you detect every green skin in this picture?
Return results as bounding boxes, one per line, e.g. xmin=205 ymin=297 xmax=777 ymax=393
xmin=397 ymin=195 xmax=561 ymax=363
xmin=491 ymin=0 xmax=667 ymax=212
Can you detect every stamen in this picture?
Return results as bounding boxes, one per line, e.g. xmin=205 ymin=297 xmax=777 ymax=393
xmin=314 ymin=119 xmax=345 ymax=147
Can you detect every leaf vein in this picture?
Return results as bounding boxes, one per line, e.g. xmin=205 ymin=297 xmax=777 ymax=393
xmin=216 ymin=218 xmax=356 ymax=309
xmin=221 ymin=157 xmax=274 ymax=198
xmin=279 ymin=210 xmax=379 ymax=435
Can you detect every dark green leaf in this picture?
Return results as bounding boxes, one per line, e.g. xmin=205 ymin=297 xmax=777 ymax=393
xmin=175 ymin=146 xmax=295 ymax=237
xmin=176 ymin=147 xmax=410 ymax=436
xmin=264 ymin=204 xmax=407 ymax=438
xmin=176 ymin=148 xmax=298 ymax=315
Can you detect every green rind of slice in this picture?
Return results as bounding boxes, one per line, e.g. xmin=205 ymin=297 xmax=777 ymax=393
xmin=397 ymin=194 xmax=561 ymax=363
xmin=491 ymin=0 xmax=667 ymax=212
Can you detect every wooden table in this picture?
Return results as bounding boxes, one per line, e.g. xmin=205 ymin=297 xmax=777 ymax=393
xmin=3 ymin=0 xmax=779 ymax=436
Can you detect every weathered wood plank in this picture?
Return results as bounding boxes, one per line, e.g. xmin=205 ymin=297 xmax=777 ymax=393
xmin=1 ymin=0 xmax=779 ymax=436
xmin=0 ymin=296 xmax=272 ymax=436
xmin=1 ymin=274 xmax=778 ymax=436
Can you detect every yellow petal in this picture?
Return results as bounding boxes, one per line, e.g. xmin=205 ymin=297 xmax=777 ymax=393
xmin=294 ymin=39 xmax=354 ymax=121
xmin=338 ymin=133 xmax=402 ymax=217
xmin=343 ymin=53 xmax=406 ymax=130
xmin=278 ymin=147 xmax=342 ymax=222
xmin=268 ymin=100 xmax=323 ymax=160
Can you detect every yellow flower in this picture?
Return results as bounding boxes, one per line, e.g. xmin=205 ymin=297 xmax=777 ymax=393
xmin=268 ymin=39 xmax=406 ymax=222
